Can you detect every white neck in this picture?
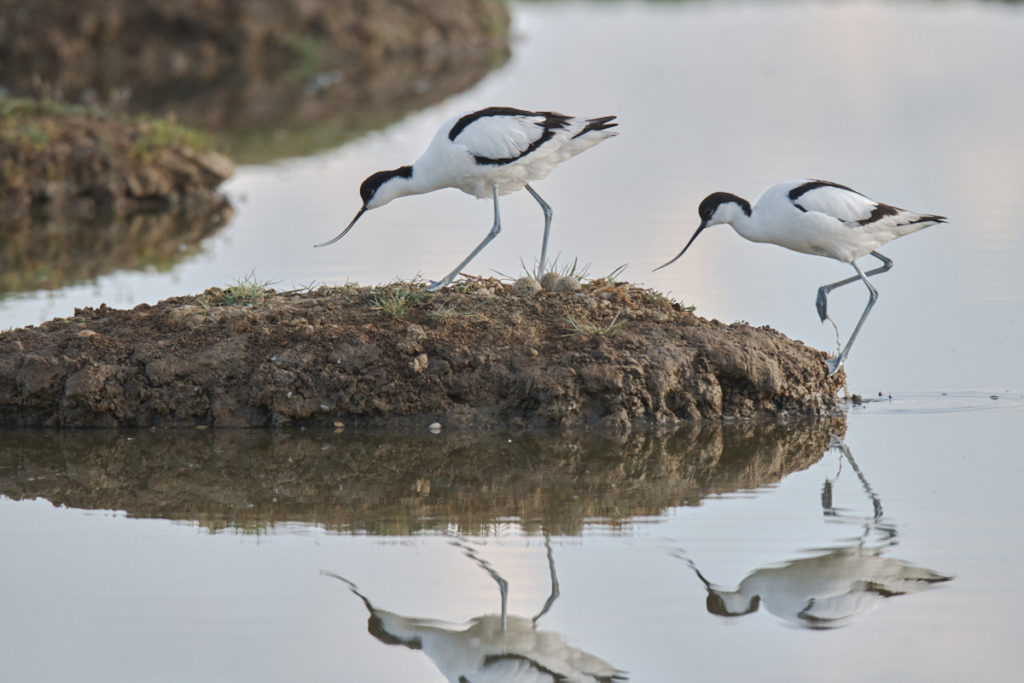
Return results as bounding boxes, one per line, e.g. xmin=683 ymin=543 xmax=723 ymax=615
xmin=370 ymin=167 xmax=440 ymax=208
xmin=406 ymin=160 xmax=452 ymax=196
xmin=717 ymin=203 xmax=760 ymax=243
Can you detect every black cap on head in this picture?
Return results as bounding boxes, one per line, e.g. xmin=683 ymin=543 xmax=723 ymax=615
xmin=699 ymin=192 xmax=751 ymax=221
xmin=359 ymin=165 xmax=413 ymax=206
xmin=706 ymin=592 xmax=760 ymax=617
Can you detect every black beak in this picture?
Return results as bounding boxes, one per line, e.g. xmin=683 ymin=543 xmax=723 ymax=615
xmin=653 ymin=220 xmax=707 ymax=271
xmin=314 ymin=206 xmax=367 ymax=248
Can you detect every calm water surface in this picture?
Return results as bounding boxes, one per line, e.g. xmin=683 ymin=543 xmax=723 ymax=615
xmin=2 ymin=2 xmax=1023 ymax=680
xmin=2 ymin=398 xmax=1021 ymax=682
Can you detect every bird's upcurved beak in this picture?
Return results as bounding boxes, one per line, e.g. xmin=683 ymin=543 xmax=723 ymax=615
xmin=653 ymin=220 xmax=707 ymax=271
xmin=314 ymin=206 xmax=367 ymax=248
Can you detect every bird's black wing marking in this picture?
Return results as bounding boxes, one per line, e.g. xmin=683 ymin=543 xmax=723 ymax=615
xmin=480 ymin=653 xmax=569 ymax=681
xmin=855 ymin=203 xmax=901 ymax=225
xmin=789 ymin=179 xmax=864 ymax=213
xmin=788 ymin=179 xmax=861 ymax=204
xmin=789 ymin=179 xmax=948 ymax=228
xmin=449 ymin=107 xmax=572 ymax=166
xmin=449 ymin=106 xmax=538 ymax=140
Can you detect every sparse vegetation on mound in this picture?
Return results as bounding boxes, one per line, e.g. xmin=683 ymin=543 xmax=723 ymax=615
xmin=0 ymin=278 xmax=844 ymax=430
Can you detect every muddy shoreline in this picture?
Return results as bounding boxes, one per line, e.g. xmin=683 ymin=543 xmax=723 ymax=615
xmin=0 ymin=279 xmax=844 ymax=431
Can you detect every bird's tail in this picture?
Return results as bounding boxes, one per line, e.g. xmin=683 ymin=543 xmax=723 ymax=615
xmin=916 ymin=213 xmax=947 ymax=225
xmin=572 ymin=115 xmax=618 ymax=139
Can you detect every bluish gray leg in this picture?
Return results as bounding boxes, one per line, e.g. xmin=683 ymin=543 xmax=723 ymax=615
xmin=427 ymin=184 xmax=501 ymax=291
xmin=496 ymin=570 xmax=510 ymax=633
xmin=524 ymin=184 xmax=553 ymax=277
xmin=450 ymin=536 xmax=510 ymax=632
xmin=825 ymin=261 xmax=879 ymax=376
xmin=816 ymin=251 xmax=892 ymax=321
xmin=532 ymin=532 xmax=561 ymax=625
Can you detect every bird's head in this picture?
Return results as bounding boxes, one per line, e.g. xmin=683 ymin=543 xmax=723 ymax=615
xmin=706 ymin=589 xmax=761 ymax=617
xmin=313 ymin=165 xmax=414 ymax=249
xmin=359 ymin=166 xmax=414 ymax=210
xmin=654 ymin=191 xmax=752 ymax=271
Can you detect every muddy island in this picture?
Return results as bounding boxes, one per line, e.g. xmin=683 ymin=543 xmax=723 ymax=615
xmin=0 ymin=279 xmax=843 ymax=430
xmin=0 ymin=97 xmax=234 ymax=219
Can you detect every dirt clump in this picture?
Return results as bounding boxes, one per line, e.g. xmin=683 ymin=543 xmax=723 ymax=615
xmin=0 ymin=279 xmax=844 ymax=430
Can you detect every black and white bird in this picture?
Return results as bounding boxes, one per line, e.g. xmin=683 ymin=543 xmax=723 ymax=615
xmin=688 ymin=545 xmax=952 ymax=630
xmin=323 ymin=535 xmax=627 ymax=682
xmin=678 ymin=436 xmax=951 ymax=630
xmin=655 ymin=179 xmax=946 ymax=375
xmin=315 ymin=106 xmax=619 ymax=291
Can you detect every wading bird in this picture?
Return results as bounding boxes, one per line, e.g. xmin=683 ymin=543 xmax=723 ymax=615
xmin=323 ymin=535 xmax=627 ymax=681
xmin=316 ymin=106 xmax=618 ymax=291
xmin=677 ymin=437 xmax=951 ymax=629
xmin=655 ymin=179 xmax=945 ymax=374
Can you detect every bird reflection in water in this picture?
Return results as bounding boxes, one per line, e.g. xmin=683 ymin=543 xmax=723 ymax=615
xmin=679 ymin=437 xmax=952 ymax=629
xmin=324 ymin=533 xmax=627 ymax=682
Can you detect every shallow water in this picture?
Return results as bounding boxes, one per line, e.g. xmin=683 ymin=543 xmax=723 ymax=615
xmin=2 ymin=396 xmax=1021 ymax=681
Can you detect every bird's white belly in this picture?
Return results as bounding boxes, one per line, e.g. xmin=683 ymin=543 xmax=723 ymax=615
xmin=757 ymin=214 xmax=884 ymax=263
xmin=453 ymin=161 xmax=551 ymax=198
xmin=436 ymin=144 xmax=567 ymax=198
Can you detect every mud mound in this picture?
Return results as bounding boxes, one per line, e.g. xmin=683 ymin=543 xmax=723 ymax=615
xmin=0 ymin=99 xmax=234 ymax=218
xmin=0 ymin=279 xmax=844 ymax=430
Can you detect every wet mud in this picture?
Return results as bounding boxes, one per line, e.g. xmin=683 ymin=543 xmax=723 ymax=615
xmin=0 ymin=279 xmax=844 ymax=430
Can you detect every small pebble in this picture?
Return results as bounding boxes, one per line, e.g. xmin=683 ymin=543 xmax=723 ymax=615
xmin=410 ymin=353 xmax=429 ymax=373
xmin=512 ymin=277 xmax=542 ymax=296
xmin=540 ymin=272 xmax=561 ymax=291
xmin=552 ymin=275 xmax=582 ymax=292
xmin=428 ymin=421 xmax=442 ymax=434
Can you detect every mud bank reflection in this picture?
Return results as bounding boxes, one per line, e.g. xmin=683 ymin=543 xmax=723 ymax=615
xmin=0 ymin=203 xmax=230 ymax=296
xmin=325 ymin=534 xmax=628 ymax=681
xmin=680 ymin=438 xmax=952 ymax=629
xmin=0 ymin=1 xmax=510 ymax=163
xmin=0 ymin=418 xmax=844 ymax=534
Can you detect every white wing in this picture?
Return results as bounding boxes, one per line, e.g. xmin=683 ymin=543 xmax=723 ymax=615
xmin=449 ymin=108 xmax=569 ymax=164
xmin=787 ymin=179 xmax=946 ymax=233
xmin=788 ymin=180 xmax=884 ymax=225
